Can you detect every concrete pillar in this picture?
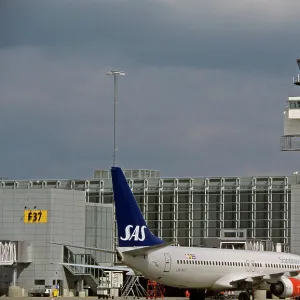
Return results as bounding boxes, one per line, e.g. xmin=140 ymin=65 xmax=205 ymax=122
xmin=8 ymin=286 xmax=20 ymax=297
xmin=12 ymin=265 xmax=17 ymax=287
xmin=78 ymin=276 xmax=86 ymax=297
xmin=80 ymin=275 xmax=84 ymax=291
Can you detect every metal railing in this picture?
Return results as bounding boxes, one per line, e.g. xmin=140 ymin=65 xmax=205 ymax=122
xmin=63 ymin=246 xmax=105 ymax=285
xmin=281 ymin=136 xmax=300 ymax=151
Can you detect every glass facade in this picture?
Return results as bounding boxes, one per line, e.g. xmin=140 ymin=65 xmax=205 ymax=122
xmin=87 ymin=174 xmax=291 ymax=248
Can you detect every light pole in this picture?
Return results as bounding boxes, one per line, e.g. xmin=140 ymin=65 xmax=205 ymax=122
xmin=106 ymin=70 xmax=125 ymax=167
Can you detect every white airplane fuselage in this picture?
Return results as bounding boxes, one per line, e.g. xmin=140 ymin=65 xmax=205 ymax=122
xmin=121 ymin=246 xmax=300 ymax=289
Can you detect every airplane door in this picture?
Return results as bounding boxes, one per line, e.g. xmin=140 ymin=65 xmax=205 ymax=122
xmin=163 ymin=253 xmax=171 ymax=272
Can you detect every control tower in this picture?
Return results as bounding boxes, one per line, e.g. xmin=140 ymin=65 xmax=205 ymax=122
xmin=280 ymin=58 xmax=300 ymax=151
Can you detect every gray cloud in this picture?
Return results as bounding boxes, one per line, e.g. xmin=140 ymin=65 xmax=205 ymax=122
xmin=0 ymin=1 xmax=299 ymax=179
xmin=1 ymin=0 xmax=300 ymax=74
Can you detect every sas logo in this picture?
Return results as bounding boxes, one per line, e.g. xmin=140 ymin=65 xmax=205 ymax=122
xmin=120 ymin=225 xmax=146 ymax=241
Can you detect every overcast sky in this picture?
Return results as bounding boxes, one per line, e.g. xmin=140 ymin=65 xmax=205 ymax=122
xmin=1 ymin=0 xmax=300 ymax=179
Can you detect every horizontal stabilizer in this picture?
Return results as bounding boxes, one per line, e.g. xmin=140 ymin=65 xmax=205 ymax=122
xmin=51 ymin=243 xmax=116 ymax=254
xmin=122 ymin=241 xmax=175 ymax=257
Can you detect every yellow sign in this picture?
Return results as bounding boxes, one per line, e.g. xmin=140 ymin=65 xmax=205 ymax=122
xmin=24 ymin=210 xmax=48 ymax=223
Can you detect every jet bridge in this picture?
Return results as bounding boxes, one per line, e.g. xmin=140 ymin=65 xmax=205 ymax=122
xmin=0 ymin=242 xmax=17 ymax=265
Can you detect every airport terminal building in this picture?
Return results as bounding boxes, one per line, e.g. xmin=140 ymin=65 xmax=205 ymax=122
xmin=1 ymin=167 xmax=300 ymax=296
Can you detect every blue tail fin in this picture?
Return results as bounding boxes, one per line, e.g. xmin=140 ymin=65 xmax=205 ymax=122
xmin=111 ymin=166 xmax=164 ymax=247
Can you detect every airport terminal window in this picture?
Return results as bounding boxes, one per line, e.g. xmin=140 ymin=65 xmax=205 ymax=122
xmin=35 ymin=280 xmax=45 ymax=285
xmin=289 ymin=101 xmax=300 ymax=109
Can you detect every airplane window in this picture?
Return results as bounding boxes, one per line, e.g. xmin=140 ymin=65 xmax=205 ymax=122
xmin=209 ymin=261 xmax=212 ymax=265
xmin=177 ymin=260 xmax=179 ymax=264
xmin=201 ymin=261 xmax=203 ymax=265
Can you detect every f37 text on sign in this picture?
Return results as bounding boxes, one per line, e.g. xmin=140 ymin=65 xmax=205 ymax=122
xmin=24 ymin=210 xmax=48 ymax=223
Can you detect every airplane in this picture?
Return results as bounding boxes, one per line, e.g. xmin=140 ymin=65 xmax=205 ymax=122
xmin=58 ymin=166 xmax=300 ymax=300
